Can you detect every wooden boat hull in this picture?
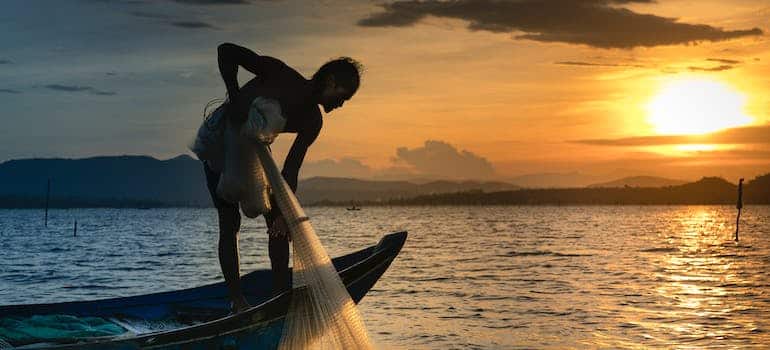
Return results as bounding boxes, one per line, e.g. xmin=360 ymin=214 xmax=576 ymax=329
xmin=0 ymin=231 xmax=407 ymax=349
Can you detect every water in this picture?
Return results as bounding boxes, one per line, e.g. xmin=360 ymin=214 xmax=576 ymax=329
xmin=1 ymin=206 xmax=769 ymax=349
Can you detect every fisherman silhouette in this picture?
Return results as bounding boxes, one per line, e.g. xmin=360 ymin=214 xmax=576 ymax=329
xmin=197 ymin=43 xmax=362 ymax=313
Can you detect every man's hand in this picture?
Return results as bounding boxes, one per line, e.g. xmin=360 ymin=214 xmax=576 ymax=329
xmin=268 ymin=215 xmax=290 ymax=239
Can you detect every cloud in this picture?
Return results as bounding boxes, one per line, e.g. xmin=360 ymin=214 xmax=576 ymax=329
xmin=130 ymin=11 xmax=173 ymax=20
xmin=171 ymin=0 xmax=251 ymax=4
xmin=574 ymin=124 xmax=770 ymax=146
xmin=301 ymin=158 xmax=375 ymax=179
xmin=0 ymin=88 xmax=21 ymax=94
xmin=171 ymin=21 xmax=217 ymax=29
xmin=131 ymin=10 xmax=217 ymax=30
xmin=393 ymin=140 xmax=495 ymax=179
xmin=707 ymin=58 xmax=741 ymax=65
xmin=687 ymin=64 xmax=734 ymax=72
xmin=358 ymin=0 xmax=763 ymax=49
xmin=555 ymin=61 xmax=645 ymax=68
xmin=299 ymin=141 xmax=497 ymax=180
xmin=686 ymin=57 xmax=746 ymax=72
xmin=44 ymin=84 xmax=117 ymax=96
xmin=0 ymin=59 xmax=11 ymax=64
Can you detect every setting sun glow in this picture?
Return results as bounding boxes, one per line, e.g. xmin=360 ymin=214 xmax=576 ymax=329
xmin=647 ymin=79 xmax=753 ymax=135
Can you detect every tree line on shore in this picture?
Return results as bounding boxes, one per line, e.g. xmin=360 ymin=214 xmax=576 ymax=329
xmin=313 ymin=175 xmax=770 ymax=206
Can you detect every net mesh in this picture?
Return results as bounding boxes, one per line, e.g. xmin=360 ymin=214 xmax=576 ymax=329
xmin=217 ymin=117 xmax=271 ymax=218
xmin=255 ymin=144 xmax=374 ymax=350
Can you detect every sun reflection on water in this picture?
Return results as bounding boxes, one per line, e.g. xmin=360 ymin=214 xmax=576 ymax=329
xmin=649 ymin=207 xmax=761 ymax=347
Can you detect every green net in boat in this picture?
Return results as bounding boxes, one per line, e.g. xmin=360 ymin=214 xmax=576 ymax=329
xmin=0 ymin=314 xmax=126 ymax=346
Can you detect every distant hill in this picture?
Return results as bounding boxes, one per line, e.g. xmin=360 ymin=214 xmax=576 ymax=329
xmin=1 ymin=155 xmax=765 ymax=207
xmin=507 ymin=172 xmax=604 ymax=188
xmin=0 ymin=155 xmax=210 ymax=207
xmin=377 ymin=176 xmax=770 ymax=205
xmin=298 ymin=177 xmax=520 ymax=204
xmin=0 ymin=155 xmax=520 ymax=208
xmin=588 ymin=176 xmax=687 ymax=188
xmin=745 ymin=173 xmax=770 ymax=203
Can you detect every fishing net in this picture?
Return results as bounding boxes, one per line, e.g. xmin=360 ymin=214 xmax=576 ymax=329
xmin=254 ymin=144 xmax=374 ymax=350
xmin=0 ymin=315 xmax=127 ymax=347
xmin=217 ymin=116 xmax=271 ymax=218
xmin=192 ymin=97 xmax=286 ymax=218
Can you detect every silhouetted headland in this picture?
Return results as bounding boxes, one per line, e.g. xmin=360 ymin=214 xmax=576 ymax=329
xmin=0 ymin=155 xmax=768 ymax=207
xmin=376 ymin=176 xmax=770 ymax=206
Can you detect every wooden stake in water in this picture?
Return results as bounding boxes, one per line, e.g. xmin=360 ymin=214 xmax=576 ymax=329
xmin=73 ymin=220 xmax=78 ymax=237
xmin=44 ymin=178 xmax=51 ymax=227
xmin=735 ymin=178 xmax=744 ymax=242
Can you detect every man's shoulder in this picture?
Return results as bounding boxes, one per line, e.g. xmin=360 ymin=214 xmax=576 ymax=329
xmin=263 ymin=56 xmax=306 ymax=82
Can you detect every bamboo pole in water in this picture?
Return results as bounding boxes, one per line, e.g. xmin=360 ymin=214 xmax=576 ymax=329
xmin=735 ymin=178 xmax=744 ymax=242
xmin=44 ymin=178 xmax=50 ymax=227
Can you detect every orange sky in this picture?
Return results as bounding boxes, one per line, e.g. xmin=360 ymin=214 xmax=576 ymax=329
xmin=2 ymin=0 xmax=769 ymax=185
xmin=262 ymin=0 xmax=770 ymax=183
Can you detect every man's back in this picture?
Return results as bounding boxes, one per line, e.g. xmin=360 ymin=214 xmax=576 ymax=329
xmin=234 ymin=56 xmax=320 ymax=135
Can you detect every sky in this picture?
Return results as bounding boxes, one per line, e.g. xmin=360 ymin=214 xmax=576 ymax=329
xmin=1 ymin=0 xmax=769 ymax=185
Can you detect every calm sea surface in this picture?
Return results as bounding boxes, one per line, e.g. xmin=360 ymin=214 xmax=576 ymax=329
xmin=1 ymin=206 xmax=769 ymax=349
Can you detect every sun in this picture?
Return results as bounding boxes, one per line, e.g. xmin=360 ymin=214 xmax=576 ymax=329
xmin=646 ymin=78 xmax=753 ymax=135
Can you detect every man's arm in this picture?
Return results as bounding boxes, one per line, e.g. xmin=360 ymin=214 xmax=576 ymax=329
xmin=217 ymin=43 xmax=282 ymax=123
xmin=265 ymin=120 xmax=321 ymax=228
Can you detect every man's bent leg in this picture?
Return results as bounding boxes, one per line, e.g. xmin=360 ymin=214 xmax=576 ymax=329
xmin=269 ymin=233 xmax=290 ymax=294
xmin=217 ymin=207 xmax=250 ymax=312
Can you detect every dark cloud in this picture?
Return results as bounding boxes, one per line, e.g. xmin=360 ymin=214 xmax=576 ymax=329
xmin=301 ymin=158 xmax=375 ymax=179
xmin=574 ymin=125 xmax=770 ymax=146
xmin=394 ymin=140 xmax=495 ymax=179
xmin=555 ymin=61 xmax=645 ymax=68
xmin=358 ymin=0 xmax=763 ymax=49
xmin=687 ymin=64 xmax=734 ymax=72
xmin=44 ymin=84 xmax=117 ymax=96
xmin=0 ymin=59 xmax=11 ymax=64
xmin=0 ymin=88 xmax=21 ymax=94
xmin=172 ymin=0 xmax=250 ymax=4
xmin=130 ymin=11 xmax=173 ymax=20
xmin=171 ymin=21 xmax=217 ymax=29
xmin=130 ymin=10 xmax=217 ymax=30
xmin=707 ymin=58 xmax=741 ymax=64
xmin=686 ymin=148 xmax=770 ymax=160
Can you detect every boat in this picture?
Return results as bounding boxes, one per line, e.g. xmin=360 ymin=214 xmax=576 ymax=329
xmin=0 ymin=231 xmax=407 ymax=349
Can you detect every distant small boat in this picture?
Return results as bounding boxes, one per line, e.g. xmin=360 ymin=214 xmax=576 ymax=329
xmin=0 ymin=232 xmax=407 ymax=349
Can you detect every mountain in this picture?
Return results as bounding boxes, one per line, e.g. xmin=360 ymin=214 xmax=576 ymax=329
xmin=1 ymin=155 xmax=764 ymax=207
xmin=507 ymin=172 xmax=605 ymax=188
xmin=588 ymin=176 xmax=687 ymax=188
xmin=297 ymin=177 xmax=520 ymax=204
xmin=0 ymin=155 xmax=210 ymax=207
xmin=0 ymin=155 xmax=520 ymax=208
xmin=382 ymin=176 xmax=770 ymax=205
xmin=745 ymin=173 xmax=770 ymax=203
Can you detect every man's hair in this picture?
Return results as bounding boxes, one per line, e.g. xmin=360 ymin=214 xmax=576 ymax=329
xmin=312 ymin=57 xmax=363 ymax=95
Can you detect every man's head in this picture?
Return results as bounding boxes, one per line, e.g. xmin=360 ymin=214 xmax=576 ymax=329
xmin=313 ymin=57 xmax=363 ymax=113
